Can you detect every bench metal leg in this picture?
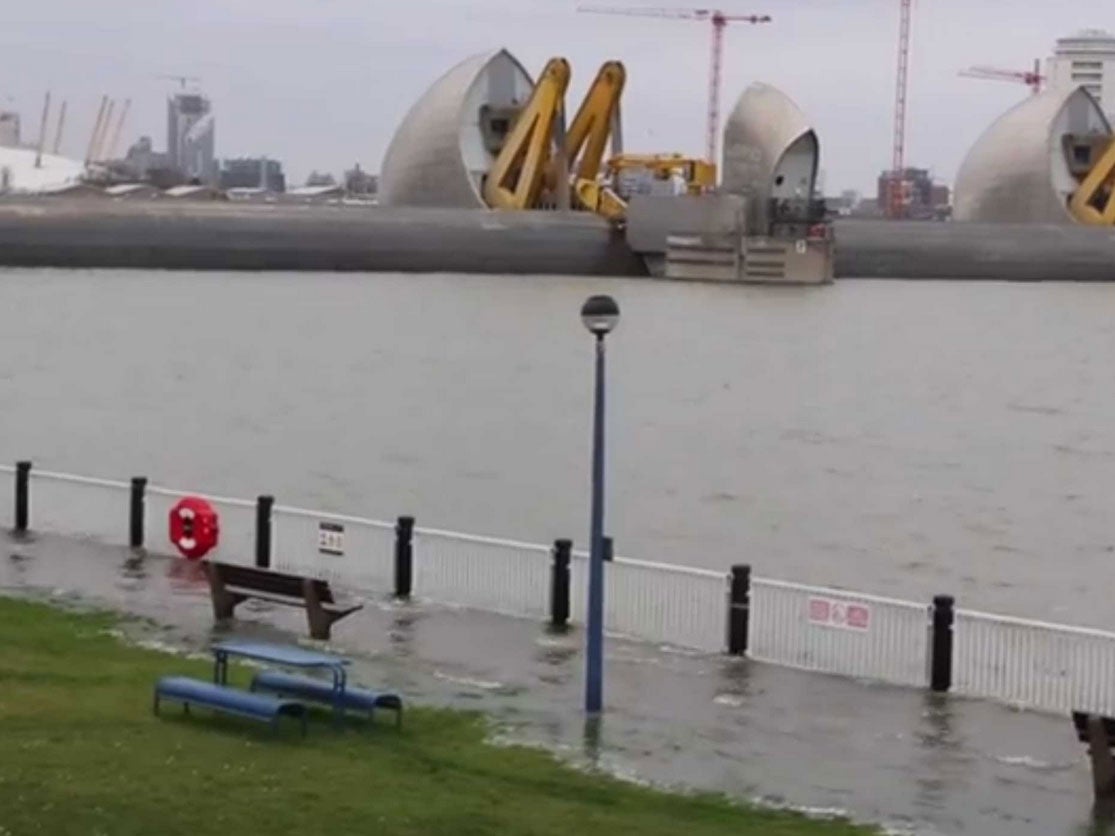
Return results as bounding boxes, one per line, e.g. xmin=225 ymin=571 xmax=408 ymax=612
xmin=370 ymin=706 xmax=403 ymax=730
xmin=1087 ymin=715 xmax=1115 ymax=801
xmin=153 ymin=694 xmax=160 ymax=716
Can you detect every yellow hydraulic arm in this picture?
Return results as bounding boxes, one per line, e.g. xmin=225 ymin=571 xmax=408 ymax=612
xmin=482 ymin=57 xmax=715 ymax=223
xmin=560 ymin=61 xmax=628 ymax=220
xmin=482 ymin=58 xmax=571 ymax=210
xmin=1069 ymin=137 xmax=1115 ymax=225
xmin=563 ymin=61 xmax=625 ymax=181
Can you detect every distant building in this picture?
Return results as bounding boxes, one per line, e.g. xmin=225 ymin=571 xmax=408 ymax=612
xmin=825 ymin=189 xmax=861 ymax=217
xmin=123 ymin=136 xmax=179 ymax=188
xmin=853 ymin=198 xmax=881 ymax=217
xmin=1047 ymin=30 xmax=1115 ymax=124
xmin=930 ymin=183 xmax=951 ymax=211
xmin=167 ymin=93 xmax=216 ymax=184
xmin=876 ymin=167 xmax=949 ymax=220
xmin=0 ymin=112 xmax=20 ymax=148
xmin=344 ymin=163 xmax=377 ymax=196
xmin=305 ymin=171 xmax=337 ymax=187
xmin=220 ymin=157 xmax=285 ymax=192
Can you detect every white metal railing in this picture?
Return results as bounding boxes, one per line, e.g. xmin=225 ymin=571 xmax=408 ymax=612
xmin=750 ymin=578 xmax=931 ymax=687
xmin=0 ymin=463 xmax=13 ymax=530
xmin=571 ymin=551 xmax=729 ymax=653
xmin=11 ymin=462 xmax=1115 ymax=717
xmin=953 ymin=609 xmax=1115 ymax=715
xmin=27 ymin=470 xmax=132 ymax=546
xmin=414 ymin=527 xmax=552 ymax=619
xmin=146 ymin=485 xmax=256 ymax=567
xmin=271 ymin=505 xmax=395 ymax=592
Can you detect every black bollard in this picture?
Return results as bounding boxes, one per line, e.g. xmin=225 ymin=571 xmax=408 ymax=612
xmin=255 ymin=495 xmax=274 ymax=569
xmin=129 ymin=477 xmax=147 ymax=549
xmin=728 ymin=564 xmax=751 ymax=655
xmin=394 ymin=516 xmax=414 ymax=599
xmin=14 ymin=460 xmax=31 ymax=534
xmin=550 ymin=539 xmax=572 ymax=628
xmin=930 ymin=594 xmax=955 ymax=693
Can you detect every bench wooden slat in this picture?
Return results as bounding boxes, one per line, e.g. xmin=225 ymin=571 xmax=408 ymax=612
xmin=204 ymin=561 xmax=362 ymax=640
xmin=223 ymin=585 xmax=360 ymax=616
xmin=223 ymin=585 xmax=305 ymax=606
xmin=216 ymin=564 xmax=336 ymax=604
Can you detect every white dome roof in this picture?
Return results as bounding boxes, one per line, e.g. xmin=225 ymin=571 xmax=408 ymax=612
xmin=0 ymin=145 xmax=85 ymax=193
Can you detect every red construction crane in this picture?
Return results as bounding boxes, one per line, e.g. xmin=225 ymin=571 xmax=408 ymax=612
xmin=578 ymin=5 xmax=771 ymax=167
xmin=887 ymin=0 xmax=912 ymax=219
xmin=959 ymin=60 xmax=1044 ymax=95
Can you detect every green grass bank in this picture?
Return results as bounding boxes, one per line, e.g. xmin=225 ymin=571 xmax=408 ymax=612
xmin=0 ymin=596 xmax=878 ymax=835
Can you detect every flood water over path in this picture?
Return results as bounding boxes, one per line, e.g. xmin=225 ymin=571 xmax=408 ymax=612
xmin=3 ymin=269 xmax=1115 ymax=629
xmin=1 ymin=533 xmax=1106 ymax=836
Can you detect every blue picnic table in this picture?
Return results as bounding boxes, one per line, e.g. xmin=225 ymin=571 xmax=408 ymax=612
xmin=212 ymin=640 xmax=350 ymax=723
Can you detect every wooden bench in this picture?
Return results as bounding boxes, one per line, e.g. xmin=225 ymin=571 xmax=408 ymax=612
xmin=251 ymin=670 xmax=404 ymax=728
xmin=1073 ymin=711 xmax=1115 ymax=800
xmin=204 ymin=562 xmax=363 ymax=640
xmin=154 ymin=676 xmax=307 ymax=735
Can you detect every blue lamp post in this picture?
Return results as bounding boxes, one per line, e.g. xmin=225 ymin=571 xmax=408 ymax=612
xmin=580 ymin=294 xmax=619 ymax=715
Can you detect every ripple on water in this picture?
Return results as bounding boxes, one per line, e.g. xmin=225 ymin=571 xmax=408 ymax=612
xmin=992 ymin=755 xmax=1075 ymax=773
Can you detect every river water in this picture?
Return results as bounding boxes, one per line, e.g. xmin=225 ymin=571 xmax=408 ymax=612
xmin=5 ymin=268 xmax=1115 ymax=833
xmin=2 ymin=268 xmax=1115 ymax=628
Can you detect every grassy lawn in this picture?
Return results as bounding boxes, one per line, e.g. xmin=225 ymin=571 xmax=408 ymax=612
xmin=0 ymin=596 xmax=878 ymax=835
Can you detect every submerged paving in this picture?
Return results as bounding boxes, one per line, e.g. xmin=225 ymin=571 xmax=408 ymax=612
xmin=0 ymin=530 xmax=1100 ymax=836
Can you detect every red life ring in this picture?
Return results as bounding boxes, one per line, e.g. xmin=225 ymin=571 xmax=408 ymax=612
xmin=168 ymin=496 xmax=220 ymax=560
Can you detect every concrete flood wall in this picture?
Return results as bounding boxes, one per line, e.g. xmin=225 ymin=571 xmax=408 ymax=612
xmin=0 ymin=199 xmax=647 ymax=277
xmin=1 ymin=199 xmax=1115 ymax=281
xmin=835 ymin=219 xmax=1115 ymax=281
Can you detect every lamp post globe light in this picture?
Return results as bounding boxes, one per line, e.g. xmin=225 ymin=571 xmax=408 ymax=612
xmin=580 ymin=294 xmax=619 ymax=715
xmin=581 ymin=294 xmax=620 ymax=337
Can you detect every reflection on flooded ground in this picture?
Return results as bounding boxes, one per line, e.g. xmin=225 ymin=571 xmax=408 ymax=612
xmin=0 ymin=531 xmax=1104 ymax=835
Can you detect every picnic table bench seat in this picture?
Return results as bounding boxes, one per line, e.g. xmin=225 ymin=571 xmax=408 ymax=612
xmin=250 ymin=670 xmax=404 ymax=727
xmin=154 ymin=676 xmax=307 ymax=734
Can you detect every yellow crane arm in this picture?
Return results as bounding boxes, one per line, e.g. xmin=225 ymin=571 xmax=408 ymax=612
xmin=482 ymin=58 xmax=571 ymax=210
xmin=563 ymin=61 xmax=625 ymax=181
xmin=573 ymin=178 xmax=628 ymax=222
xmin=1069 ymin=137 xmax=1115 ymax=225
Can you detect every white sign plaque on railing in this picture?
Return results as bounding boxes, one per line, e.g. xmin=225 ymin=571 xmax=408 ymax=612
xmin=317 ymin=521 xmax=345 ymax=556
xmin=808 ymin=596 xmax=871 ymax=631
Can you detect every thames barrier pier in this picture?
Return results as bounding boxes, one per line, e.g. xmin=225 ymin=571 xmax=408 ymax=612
xmin=4 ymin=48 xmax=1115 ymax=282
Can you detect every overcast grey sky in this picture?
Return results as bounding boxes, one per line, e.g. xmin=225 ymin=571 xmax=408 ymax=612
xmin=3 ymin=0 xmax=1111 ymax=192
